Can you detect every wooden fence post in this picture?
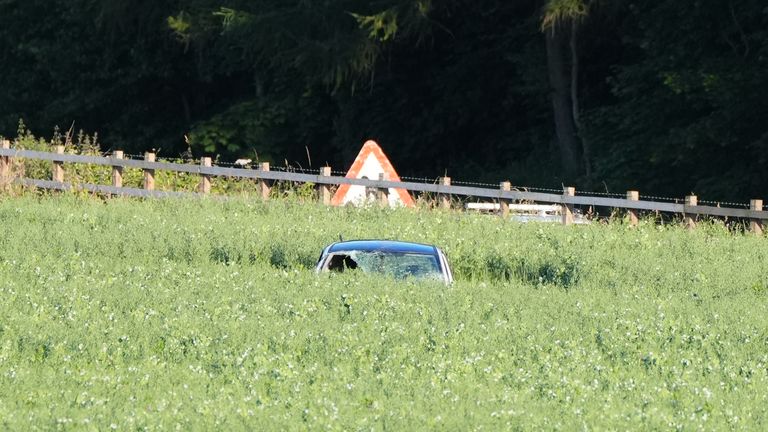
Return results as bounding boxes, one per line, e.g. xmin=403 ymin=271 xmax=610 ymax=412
xmin=627 ymin=190 xmax=639 ymax=226
xmin=199 ymin=157 xmax=212 ymax=194
xmin=319 ymin=166 xmax=332 ymax=205
xmin=111 ymin=151 xmax=123 ymax=188
xmin=438 ymin=176 xmax=451 ymax=210
xmin=750 ymin=199 xmax=764 ymax=235
xmin=143 ymin=152 xmax=155 ymax=191
xmin=258 ymin=162 xmax=270 ymax=200
xmin=52 ymin=145 xmax=65 ymax=183
xmin=500 ymin=181 xmax=511 ymax=218
xmin=0 ymin=140 xmax=10 ymax=183
xmin=377 ymin=173 xmax=389 ymax=207
xmin=562 ymin=186 xmax=575 ymax=225
xmin=684 ymin=195 xmax=698 ymax=229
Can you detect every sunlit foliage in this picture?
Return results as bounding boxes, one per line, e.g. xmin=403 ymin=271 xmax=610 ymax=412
xmin=0 ymin=196 xmax=766 ymax=429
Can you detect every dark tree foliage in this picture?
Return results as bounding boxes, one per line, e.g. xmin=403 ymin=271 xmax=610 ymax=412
xmin=0 ymin=0 xmax=766 ymax=200
xmin=0 ymin=0 xmax=195 ymax=152
xmin=585 ymin=0 xmax=768 ymax=200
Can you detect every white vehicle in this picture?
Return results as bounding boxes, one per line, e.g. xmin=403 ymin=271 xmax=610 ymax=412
xmin=465 ymin=202 xmax=590 ymax=224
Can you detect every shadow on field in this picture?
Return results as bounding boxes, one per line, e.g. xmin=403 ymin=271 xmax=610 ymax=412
xmin=209 ymin=243 xmax=316 ymax=269
xmin=208 ymin=243 xmax=580 ymax=287
xmin=458 ymin=253 xmax=581 ymax=288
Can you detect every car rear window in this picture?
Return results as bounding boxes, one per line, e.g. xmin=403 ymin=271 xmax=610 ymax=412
xmin=348 ymin=251 xmax=440 ymax=279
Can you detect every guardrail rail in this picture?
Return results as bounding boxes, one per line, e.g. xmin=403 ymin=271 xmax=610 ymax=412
xmin=0 ymin=141 xmax=765 ymax=233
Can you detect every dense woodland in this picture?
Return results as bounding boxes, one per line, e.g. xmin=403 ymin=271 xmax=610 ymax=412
xmin=1 ymin=0 xmax=767 ymax=201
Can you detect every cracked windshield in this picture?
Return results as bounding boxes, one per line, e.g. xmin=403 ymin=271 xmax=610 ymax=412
xmin=348 ymin=251 xmax=440 ymax=279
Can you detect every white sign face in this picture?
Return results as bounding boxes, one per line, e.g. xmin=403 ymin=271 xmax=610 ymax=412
xmin=332 ymin=140 xmax=414 ymax=208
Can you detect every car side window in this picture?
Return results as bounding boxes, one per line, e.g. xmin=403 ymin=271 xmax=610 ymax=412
xmin=327 ymin=254 xmax=358 ymax=272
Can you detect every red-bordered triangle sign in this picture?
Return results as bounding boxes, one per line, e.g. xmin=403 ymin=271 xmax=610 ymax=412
xmin=331 ymin=140 xmax=415 ymax=207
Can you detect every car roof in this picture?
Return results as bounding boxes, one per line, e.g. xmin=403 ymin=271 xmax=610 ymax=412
xmin=328 ymin=240 xmax=438 ymax=255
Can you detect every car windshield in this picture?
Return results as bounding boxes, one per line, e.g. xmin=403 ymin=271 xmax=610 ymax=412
xmin=332 ymin=250 xmax=441 ymax=280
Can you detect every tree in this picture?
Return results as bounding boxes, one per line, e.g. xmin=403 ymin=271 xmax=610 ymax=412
xmin=585 ymin=0 xmax=768 ymax=200
xmin=0 ymin=0 xmax=197 ymax=153
xmin=4 ymin=0 xmax=767 ymax=201
xmin=541 ymin=0 xmax=592 ymax=178
xmin=164 ymin=1 xmax=396 ymax=162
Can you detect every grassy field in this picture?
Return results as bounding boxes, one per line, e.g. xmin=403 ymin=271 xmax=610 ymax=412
xmin=0 ymin=195 xmax=767 ymax=430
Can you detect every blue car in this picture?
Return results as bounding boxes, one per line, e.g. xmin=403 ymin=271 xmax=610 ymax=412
xmin=315 ymin=240 xmax=453 ymax=284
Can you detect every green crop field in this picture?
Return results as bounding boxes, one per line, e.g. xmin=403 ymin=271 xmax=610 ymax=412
xmin=0 ymin=195 xmax=767 ymax=430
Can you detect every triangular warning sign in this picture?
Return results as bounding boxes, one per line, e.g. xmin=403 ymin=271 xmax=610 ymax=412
xmin=331 ymin=140 xmax=415 ymax=207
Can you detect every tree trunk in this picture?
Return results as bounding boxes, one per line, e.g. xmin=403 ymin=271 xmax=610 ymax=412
xmin=545 ymin=25 xmax=582 ymax=178
xmin=570 ymin=20 xmax=591 ymax=177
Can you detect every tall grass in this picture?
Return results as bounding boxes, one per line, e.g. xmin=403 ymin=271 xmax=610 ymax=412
xmin=0 ymin=195 xmax=766 ymax=430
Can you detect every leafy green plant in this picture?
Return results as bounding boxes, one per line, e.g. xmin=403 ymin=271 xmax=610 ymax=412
xmin=0 ymin=195 xmax=766 ymax=429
